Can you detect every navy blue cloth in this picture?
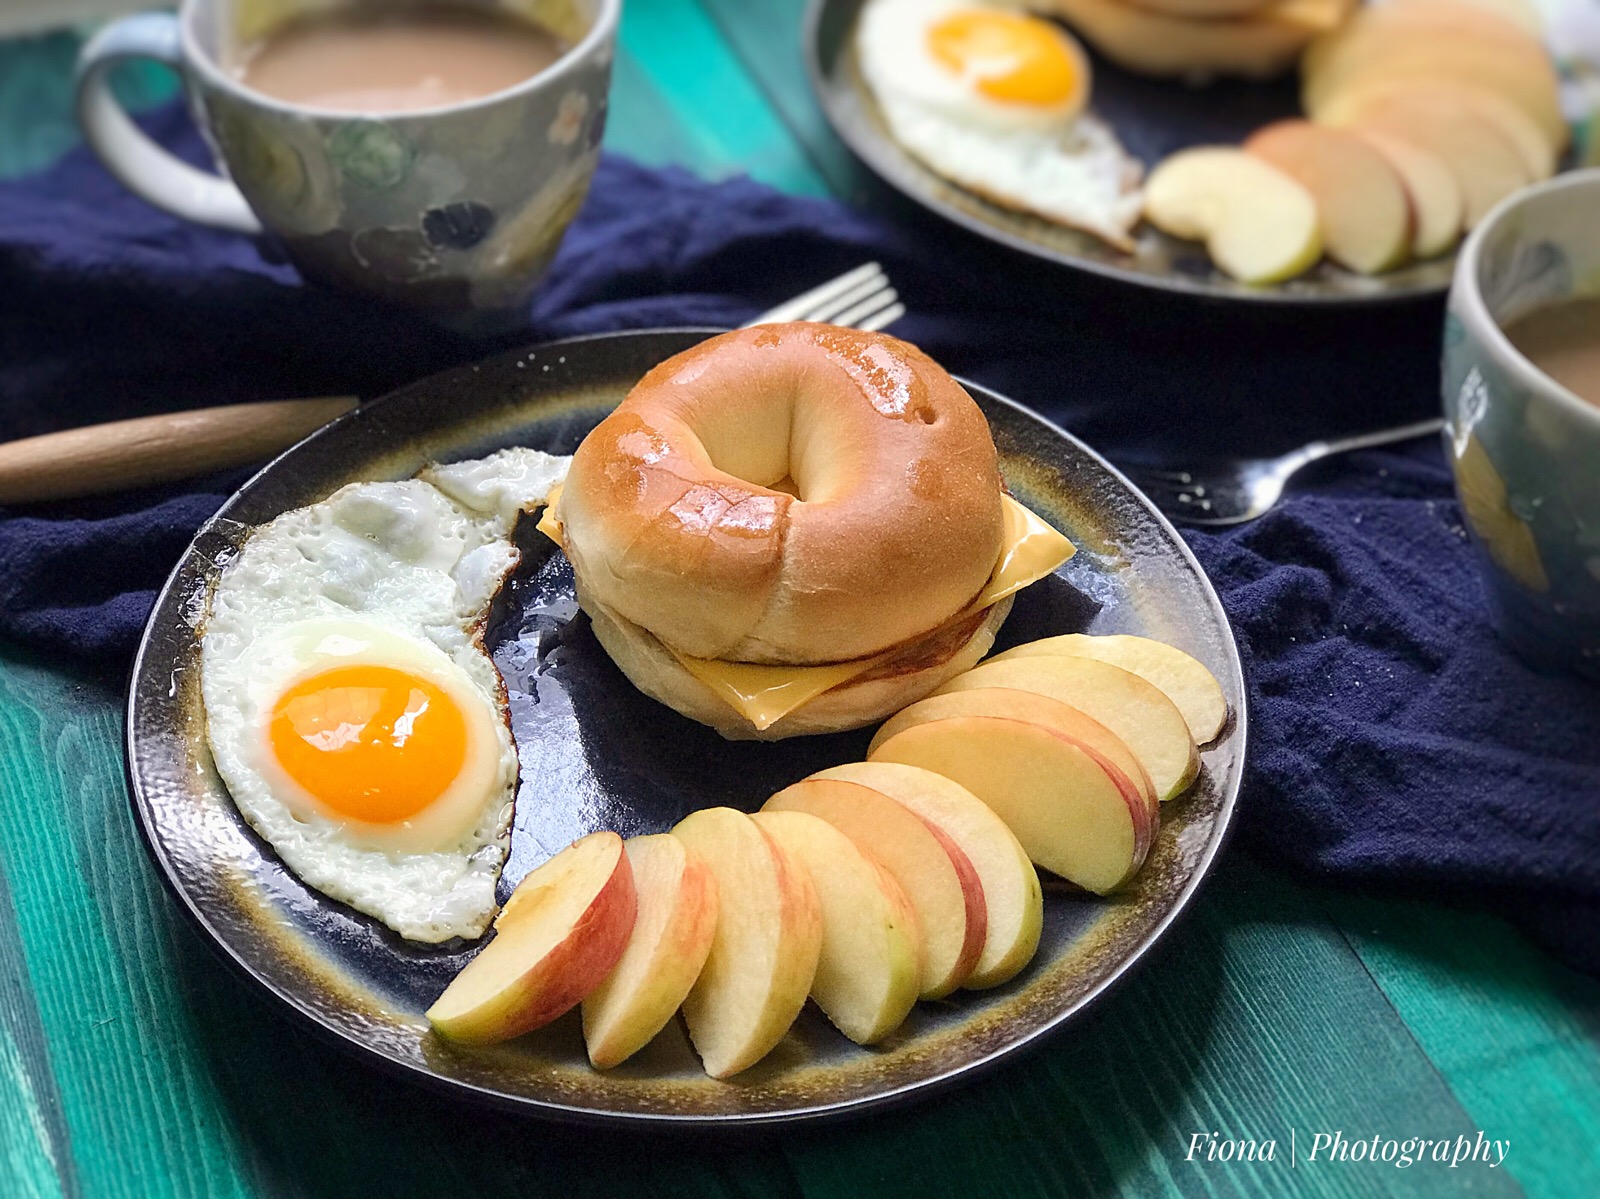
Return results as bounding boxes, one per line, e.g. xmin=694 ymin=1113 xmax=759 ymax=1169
xmin=3 ymin=106 xmax=1597 ymax=973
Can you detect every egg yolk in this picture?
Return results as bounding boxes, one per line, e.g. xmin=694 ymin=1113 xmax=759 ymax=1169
xmin=927 ymin=10 xmax=1080 ymax=107
xmin=270 ymin=665 xmax=468 ymax=825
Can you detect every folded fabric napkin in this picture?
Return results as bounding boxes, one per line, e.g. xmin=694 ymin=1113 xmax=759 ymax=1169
xmin=2 ymin=107 xmax=1596 ymax=974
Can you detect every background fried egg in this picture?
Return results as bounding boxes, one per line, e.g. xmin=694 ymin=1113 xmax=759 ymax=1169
xmin=858 ymin=0 xmax=1143 ymax=249
xmin=202 ymin=449 xmax=569 ymax=943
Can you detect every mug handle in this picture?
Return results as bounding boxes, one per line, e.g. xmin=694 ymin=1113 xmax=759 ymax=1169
xmin=74 ymin=12 xmax=262 ymax=234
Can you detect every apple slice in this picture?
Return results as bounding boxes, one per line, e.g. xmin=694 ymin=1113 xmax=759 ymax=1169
xmin=937 ymin=656 xmax=1199 ymax=800
xmin=1320 ymin=78 xmax=1555 ymax=184
xmin=1244 ymin=120 xmax=1411 ymax=274
xmin=869 ymin=717 xmax=1157 ymax=893
xmin=1349 ymin=129 xmax=1462 ymax=259
xmin=1338 ymin=95 xmax=1529 ymax=229
xmin=1394 ymin=0 xmax=1544 ymax=36
xmin=427 ymin=831 xmax=637 ymax=1045
xmin=990 ymin=634 xmax=1228 ymax=745
xmin=751 ymin=811 xmax=922 ymax=1045
xmin=671 ymin=807 xmax=821 ymax=1078
xmin=1144 ymin=148 xmax=1322 ymax=285
xmin=869 ymin=687 xmax=1155 ymax=810
xmin=813 ymin=762 xmax=1043 ymax=989
xmin=581 ymin=834 xmax=719 ymax=1069
xmin=763 ymin=777 xmax=985 ymax=999
xmin=1302 ymin=1 xmax=1564 ymax=150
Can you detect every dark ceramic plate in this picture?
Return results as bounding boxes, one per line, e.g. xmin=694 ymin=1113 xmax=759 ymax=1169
xmin=805 ymin=0 xmax=1456 ymax=304
xmin=126 ymin=329 xmax=1246 ymax=1128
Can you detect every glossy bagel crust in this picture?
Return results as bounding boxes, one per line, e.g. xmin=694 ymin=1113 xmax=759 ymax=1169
xmin=557 ymin=323 xmax=1006 ymax=664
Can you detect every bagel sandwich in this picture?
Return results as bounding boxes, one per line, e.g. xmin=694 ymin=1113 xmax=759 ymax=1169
xmin=541 ymin=323 xmax=1075 ymax=739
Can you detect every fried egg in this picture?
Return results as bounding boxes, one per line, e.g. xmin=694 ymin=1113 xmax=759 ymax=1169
xmin=202 ymin=449 xmax=570 ymax=943
xmin=857 ymin=0 xmax=1143 ymax=249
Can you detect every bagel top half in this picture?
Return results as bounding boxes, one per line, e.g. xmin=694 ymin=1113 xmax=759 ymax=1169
xmin=556 ymin=323 xmax=1009 ymax=665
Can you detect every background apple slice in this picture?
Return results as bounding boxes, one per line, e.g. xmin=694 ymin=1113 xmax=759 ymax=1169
xmin=1319 ymin=79 xmax=1555 ymax=183
xmin=582 ymin=834 xmax=718 ymax=1069
xmin=427 ymin=831 xmax=637 ymax=1046
xmin=814 ymin=762 xmax=1043 ymax=989
xmin=938 ymin=656 xmax=1199 ymax=800
xmin=1348 ymin=129 xmax=1462 ymax=259
xmin=1143 ymin=147 xmax=1322 ymax=284
xmin=1244 ymin=120 xmax=1411 ymax=275
xmin=869 ymin=717 xmax=1156 ymax=894
xmin=751 ymin=811 xmax=922 ymax=1045
xmin=1302 ymin=1 xmax=1564 ymax=152
xmin=869 ymin=687 xmax=1156 ymax=810
xmin=1336 ymin=95 xmax=1529 ymax=229
xmin=991 ymin=634 xmax=1228 ymax=745
xmin=671 ymin=808 xmax=821 ymax=1078
xmin=763 ymin=778 xmax=985 ymax=999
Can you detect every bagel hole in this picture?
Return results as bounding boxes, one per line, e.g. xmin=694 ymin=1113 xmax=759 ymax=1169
xmin=693 ymin=407 xmax=807 ymax=499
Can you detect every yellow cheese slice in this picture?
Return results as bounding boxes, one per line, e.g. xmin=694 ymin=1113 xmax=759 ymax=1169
xmin=976 ymin=496 xmax=1076 ymax=607
xmin=675 ymin=656 xmax=879 ymax=731
xmin=536 ymin=482 xmax=565 ymax=546
xmin=665 ymin=495 xmax=1074 ymax=730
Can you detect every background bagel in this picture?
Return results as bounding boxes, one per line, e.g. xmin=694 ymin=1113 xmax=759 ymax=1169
xmin=557 ymin=323 xmax=1006 ymax=665
xmin=585 ymin=594 xmax=1015 ymax=740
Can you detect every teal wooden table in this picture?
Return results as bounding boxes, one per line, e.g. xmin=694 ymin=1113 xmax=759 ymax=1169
xmin=2 ymin=4 xmax=1599 ymax=1196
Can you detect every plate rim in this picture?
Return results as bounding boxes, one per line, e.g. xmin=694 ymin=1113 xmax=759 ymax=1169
xmin=124 ymin=326 xmax=1248 ymax=1129
xmin=801 ymin=0 xmax=1452 ymax=308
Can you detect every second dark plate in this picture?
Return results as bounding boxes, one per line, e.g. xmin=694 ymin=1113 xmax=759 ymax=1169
xmin=805 ymin=0 xmax=1457 ymax=304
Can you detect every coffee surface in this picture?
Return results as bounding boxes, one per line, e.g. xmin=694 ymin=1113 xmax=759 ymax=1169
xmin=232 ymin=5 xmax=566 ymax=113
xmin=1504 ymin=296 xmax=1600 ymax=408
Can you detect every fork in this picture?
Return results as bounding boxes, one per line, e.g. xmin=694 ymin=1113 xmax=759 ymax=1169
xmin=1117 ymin=417 xmax=1448 ymax=526
xmin=745 ymin=260 xmax=904 ymax=331
xmin=0 ymin=263 xmax=904 ymax=505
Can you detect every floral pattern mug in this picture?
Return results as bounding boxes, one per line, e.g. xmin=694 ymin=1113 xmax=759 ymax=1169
xmin=1444 ymin=168 xmax=1600 ymax=679
xmin=76 ymin=0 xmax=617 ymax=325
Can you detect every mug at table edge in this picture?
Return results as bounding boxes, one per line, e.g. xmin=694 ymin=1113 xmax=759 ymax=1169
xmin=76 ymin=0 xmax=619 ymax=318
xmin=1444 ymin=167 xmax=1600 ymax=678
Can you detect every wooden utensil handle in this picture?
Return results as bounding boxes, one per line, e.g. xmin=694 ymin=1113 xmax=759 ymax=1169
xmin=0 ymin=397 xmax=358 ymax=505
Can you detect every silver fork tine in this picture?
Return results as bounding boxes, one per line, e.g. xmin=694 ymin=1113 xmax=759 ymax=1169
xmin=743 ymin=261 xmax=889 ymax=327
xmin=854 ymin=300 xmax=906 ymax=333
xmin=830 ymin=288 xmax=901 ymax=330
xmin=804 ymin=275 xmax=897 ymax=325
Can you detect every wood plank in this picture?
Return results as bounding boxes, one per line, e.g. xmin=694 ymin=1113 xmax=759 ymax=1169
xmin=0 ymin=32 xmax=176 ymax=180
xmin=617 ymin=0 xmax=830 ymax=197
xmin=1325 ymin=890 xmax=1600 ymax=1198
xmin=781 ymin=858 xmax=1523 ymax=1199
xmin=695 ymin=0 xmax=871 ymax=201
xmin=0 ymin=653 xmax=261 ymax=1199
xmin=0 ymin=856 xmax=71 ymax=1199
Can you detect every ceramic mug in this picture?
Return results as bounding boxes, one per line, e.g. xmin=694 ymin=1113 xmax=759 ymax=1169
xmin=75 ymin=0 xmax=618 ymax=322
xmin=1443 ymin=168 xmax=1600 ymax=680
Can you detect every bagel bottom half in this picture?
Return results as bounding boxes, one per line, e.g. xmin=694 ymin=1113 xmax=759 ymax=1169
xmin=585 ymin=595 xmax=1015 ymax=741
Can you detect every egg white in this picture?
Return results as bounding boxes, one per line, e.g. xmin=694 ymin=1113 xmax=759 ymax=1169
xmin=858 ymin=0 xmax=1144 ymax=249
xmin=201 ymin=451 xmax=570 ymax=943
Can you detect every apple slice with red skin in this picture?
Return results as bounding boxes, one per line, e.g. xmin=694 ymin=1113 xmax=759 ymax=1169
xmin=989 ymin=634 xmax=1229 ymax=745
xmin=869 ymin=716 xmax=1158 ymax=894
xmin=1244 ymin=120 xmax=1412 ymax=275
xmin=672 ymin=807 xmax=822 ymax=1079
xmin=1348 ymin=129 xmax=1462 ymax=259
xmin=763 ymin=777 xmax=986 ymax=999
xmin=813 ymin=761 xmax=1043 ymax=989
xmin=937 ymin=655 xmax=1199 ymax=801
xmin=582 ymin=833 xmax=719 ymax=1069
xmin=427 ymin=831 xmax=637 ymax=1045
xmin=751 ymin=811 xmax=922 ymax=1045
xmin=870 ymin=686 xmax=1157 ymax=810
